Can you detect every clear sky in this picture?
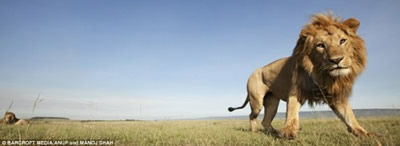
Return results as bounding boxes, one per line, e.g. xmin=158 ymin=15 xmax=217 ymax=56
xmin=1 ymin=0 xmax=399 ymax=120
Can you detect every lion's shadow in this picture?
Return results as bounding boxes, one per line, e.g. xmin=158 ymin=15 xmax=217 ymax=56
xmin=233 ymin=127 xmax=282 ymax=138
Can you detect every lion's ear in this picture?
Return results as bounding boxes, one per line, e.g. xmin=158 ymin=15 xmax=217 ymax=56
xmin=343 ymin=18 xmax=360 ymax=33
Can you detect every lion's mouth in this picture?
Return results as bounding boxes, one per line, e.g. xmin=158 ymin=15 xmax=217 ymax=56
xmin=328 ymin=66 xmax=351 ymax=77
xmin=329 ymin=66 xmax=349 ymax=71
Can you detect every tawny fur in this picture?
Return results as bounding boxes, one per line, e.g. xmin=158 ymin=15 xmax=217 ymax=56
xmin=228 ymin=13 xmax=368 ymax=138
xmin=0 ymin=112 xmax=29 ymax=125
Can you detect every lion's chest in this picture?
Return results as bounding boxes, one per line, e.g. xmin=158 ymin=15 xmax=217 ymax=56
xmin=300 ymin=82 xmax=333 ymax=102
xmin=310 ymin=86 xmax=333 ymax=100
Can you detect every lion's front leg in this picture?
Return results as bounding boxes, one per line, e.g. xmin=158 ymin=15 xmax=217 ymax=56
xmin=280 ymin=96 xmax=301 ymax=139
xmin=329 ymin=101 xmax=368 ymax=137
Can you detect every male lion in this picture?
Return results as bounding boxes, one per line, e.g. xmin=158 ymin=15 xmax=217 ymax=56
xmin=0 ymin=112 xmax=29 ymax=125
xmin=228 ymin=13 xmax=368 ymax=138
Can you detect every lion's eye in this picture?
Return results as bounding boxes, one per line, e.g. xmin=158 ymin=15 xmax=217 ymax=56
xmin=340 ymin=39 xmax=347 ymax=45
xmin=316 ymin=43 xmax=326 ymax=48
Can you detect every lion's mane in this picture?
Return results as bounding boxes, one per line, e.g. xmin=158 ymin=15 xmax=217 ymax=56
xmin=292 ymin=14 xmax=367 ymax=106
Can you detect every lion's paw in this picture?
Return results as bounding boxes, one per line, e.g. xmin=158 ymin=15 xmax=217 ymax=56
xmin=280 ymin=126 xmax=298 ymax=139
xmin=349 ymin=127 xmax=368 ymax=137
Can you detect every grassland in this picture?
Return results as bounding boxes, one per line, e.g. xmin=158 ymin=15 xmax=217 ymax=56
xmin=1 ymin=117 xmax=399 ymax=145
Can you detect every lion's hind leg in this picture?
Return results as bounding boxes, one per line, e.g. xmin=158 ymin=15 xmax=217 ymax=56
xmin=249 ymin=100 xmax=262 ymax=132
xmin=249 ymin=98 xmax=262 ymax=132
xmin=248 ymin=84 xmax=269 ymax=132
xmin=262 ymin=94 xmax=280 ymax=135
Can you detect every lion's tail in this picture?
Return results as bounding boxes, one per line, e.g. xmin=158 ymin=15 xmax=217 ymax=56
xmin=228 ymin=95 xmax=249 ymax=112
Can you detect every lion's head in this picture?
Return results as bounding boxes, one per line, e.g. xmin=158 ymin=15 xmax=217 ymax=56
xmin=1 ymin=112 xmax=17 ymax=124
xmin=293 ymin=13 xmax=367 ymax=79
xmin=291 ymin=13 xmax=367 ymax=104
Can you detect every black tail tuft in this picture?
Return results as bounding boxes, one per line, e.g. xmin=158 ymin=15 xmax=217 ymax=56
xmin=228 ymin=107 xmax=235 ymax=112
xmin=228 ymin=96 xmax=249 ymax=112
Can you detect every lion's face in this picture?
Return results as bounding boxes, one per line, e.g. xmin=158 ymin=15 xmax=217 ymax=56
xmin=311 ymin=27 xmax=354 ymax=77
xmin=3 ymin=112 xmax=16 ymax=124
xmin=4 ymin=114 xmax=13 ymax=123
xmin=297 ymin=15 xmax=366 ymax=78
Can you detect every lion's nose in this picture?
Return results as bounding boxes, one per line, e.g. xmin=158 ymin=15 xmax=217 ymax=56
xmin=329 ymin=56 xmax=344 ymax=64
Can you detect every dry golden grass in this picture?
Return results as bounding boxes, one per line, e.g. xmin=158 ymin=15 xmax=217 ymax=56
xmin=0 ymin=117 xmax=399 ymax=145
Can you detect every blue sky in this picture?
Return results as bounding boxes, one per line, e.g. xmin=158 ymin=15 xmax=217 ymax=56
xmin=1 ymin=0 xmax=399 ymax=120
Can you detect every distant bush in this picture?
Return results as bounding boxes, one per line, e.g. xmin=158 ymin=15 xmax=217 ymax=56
xmin=30 ymin=117 xmax=69 ymax=120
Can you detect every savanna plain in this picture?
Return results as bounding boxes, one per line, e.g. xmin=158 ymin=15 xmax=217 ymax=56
xmin=1 ymin=117 xmax=399 ymax=146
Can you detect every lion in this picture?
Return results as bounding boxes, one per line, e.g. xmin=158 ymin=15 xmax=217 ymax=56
xmin=228 ymin=13 xmax=368 ymax=138
xmin=0 ymin=112 xmax=29 ymax=125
